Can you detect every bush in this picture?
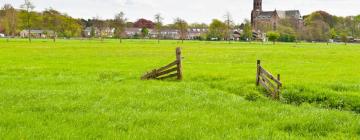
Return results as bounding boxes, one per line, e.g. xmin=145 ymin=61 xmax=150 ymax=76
xmin=282 ymin=85 xmax=360 ymax=113
xmin=279 ymin=34 xmax=296 ymax=42
xmin=267 ymin=31 xmax=280 ymax=44
xmin=245 ymin=92 xmax=261 ymax=101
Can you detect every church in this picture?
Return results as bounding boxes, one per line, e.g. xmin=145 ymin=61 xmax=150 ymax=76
xmin=251 ymin=0 xmax=304 ymax=32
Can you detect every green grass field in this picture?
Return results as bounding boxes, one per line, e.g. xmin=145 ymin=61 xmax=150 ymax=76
xmin=0 ymin=39 xmax=360 ymax=139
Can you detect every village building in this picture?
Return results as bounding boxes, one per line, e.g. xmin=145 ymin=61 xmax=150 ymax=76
xmin=123 ymin=27 xmax=208 ymax=40
xmin=187 ymin=28 xmax=208 ymax=40
xmin=251 ymin=0 xmax=304 ymax=33
xmin=83 ymin=27 xmax=115 ymax=38
xmin=20 ymin=30 xmax=54 ymax=38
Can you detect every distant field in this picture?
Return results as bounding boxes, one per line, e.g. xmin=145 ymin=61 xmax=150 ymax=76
xmin=0 ymin=38 xmax=360 ymax=139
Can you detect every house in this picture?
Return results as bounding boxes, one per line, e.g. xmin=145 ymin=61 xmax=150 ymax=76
xmin=354 ymin=38 xmax=360 ymax=43
xmin=123 ymin=27 xmax=209 ymax=40
xmin=159 ymin=29 xmax=180 ymax=39
xmin=20 ymin=30 xmax=54 ymax=38
xmin=187 ymin=28 xmax=208 ymax=40
xmin=83 ymin=27 xmax=92 ymax=37
xmin=251 ymin=0 xmax=304 ymax=32
xmin=83 ymin=27 xmax=115 ymax=38
xmin=124 ymin=28 xmax=142 ymax=38
xmin=232 ymin=29 xmax=243 ymax=40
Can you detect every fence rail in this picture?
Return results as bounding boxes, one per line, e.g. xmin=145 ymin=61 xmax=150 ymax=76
xmin=256 ymin=60 xmax=282 ymax=99
xmin=141 ymin=47 xmax=183 ymax=80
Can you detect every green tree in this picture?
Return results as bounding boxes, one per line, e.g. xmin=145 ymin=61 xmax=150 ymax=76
xmin=43 ymin=8 xmax=61 ymax=42
xmin=55 ymin=15 xmax=81 ymax=38
xmin=303 ymin=20 xmax=330 ymax=42
xmin=277 ymin=25 xmax=296 ymax=42
xmin=208 ymin=19 xmax=226 ymax=40
xmin=1 ymin=4 xmax=17 ymax=42
xmin=340 ymin=32 xmax=348 ymax=45
xmin=141 ymin=27 xmax=149 ymax=39
xmin=242 ymin=19 xmax=253 ymax=42
xmin=329 ymin=28 xmax=337 ymax=39
xmin=267 ymin=31 xmax=280 ymax=44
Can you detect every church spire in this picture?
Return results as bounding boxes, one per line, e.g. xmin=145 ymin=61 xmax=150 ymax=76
xmin=253 ymin=0 xmax=262 ymax=11
xmin=251 ymin=0 xmax=262 ymax=28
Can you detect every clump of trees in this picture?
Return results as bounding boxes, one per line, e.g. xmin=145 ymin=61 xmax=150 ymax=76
xmin=0 ymin=1 xmax=82 ymax=42
xmin=298 ymin=11 xmax=360 ymax=43
xmin=207 ymin=19 xmax=226 ymax=40
xmin=0 ymin=4 xmax=17 ymax=42
xmin=256 ymin=11 xmax=360 ymax=43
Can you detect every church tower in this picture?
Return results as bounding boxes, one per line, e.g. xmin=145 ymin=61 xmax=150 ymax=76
xmin=251 ymin=0 xmax=262 ymax=27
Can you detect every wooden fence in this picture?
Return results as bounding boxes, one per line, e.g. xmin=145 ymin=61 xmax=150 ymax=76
xmin=141 ymin=47 xmax=183 ymax=80
xmin=256 ymin=60 xmax=282 ymax=99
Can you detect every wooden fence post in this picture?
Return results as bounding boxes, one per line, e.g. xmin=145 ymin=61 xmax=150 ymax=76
xmin=176 ymin=47 xmax=183 ymax=80
xmin=276 ymin=74 xmax=281 ymax=99
xmin=256 ymin=60 xmax=260 ymax=86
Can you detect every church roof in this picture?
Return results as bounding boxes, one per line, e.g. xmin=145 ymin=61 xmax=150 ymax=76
xmin=255 ymin=10 xmax=301 ymax=19
xmin=276 ymin=10 xmax=301 ymax=19
xmin=256 ymin=11 xmax=276 ymax=19
xmin=285 ymin=10 xmax=301 ymax=19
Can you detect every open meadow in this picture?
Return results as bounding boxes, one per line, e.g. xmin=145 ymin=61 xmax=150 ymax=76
xmin=0 ymin=39 xmax=360 ymax=139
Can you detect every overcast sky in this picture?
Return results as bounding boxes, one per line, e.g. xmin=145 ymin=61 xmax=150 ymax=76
xmin=2 ymin=0 xmax=360 ymax=24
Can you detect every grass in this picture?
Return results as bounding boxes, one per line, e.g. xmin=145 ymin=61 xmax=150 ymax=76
xmin=0 ymin=38 xmax=360 ymax=139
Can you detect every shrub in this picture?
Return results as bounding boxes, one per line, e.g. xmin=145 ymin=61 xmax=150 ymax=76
xmin=279 ymin=34 xmax=296 ymax=42
xmin=282 ymin=85 xmax=360 ymax=113
xmin=245 ymin=92 xmax=261 ymax=101
xmin=266 ymin=31 xmax=280 ymax=44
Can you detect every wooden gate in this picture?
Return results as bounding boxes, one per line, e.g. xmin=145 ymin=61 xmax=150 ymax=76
xmin=141 ymin=47 xmax=183 ymax=80
xmin=256 ymin=60 xmax=282 ymax=99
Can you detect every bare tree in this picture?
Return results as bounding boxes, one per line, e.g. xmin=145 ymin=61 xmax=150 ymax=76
xmin=114 ymin=12 xmax=127 ymax=43
xmin=43 ymin=8 xmax=61 ymax=42
xmin=1 ymin=4 xmax=17 ymax=42
xmin=224 ymin=12 xmax=234 ymax=44
xmin=154 ymin=13 xmax=163 ymax=44
xmin=174 ymin=18 xmax=188 ymax=43
xmin=93 ymin=16 xmax=105 ymax=42
xmin=20 ymin=0 xmax=35 ymax=42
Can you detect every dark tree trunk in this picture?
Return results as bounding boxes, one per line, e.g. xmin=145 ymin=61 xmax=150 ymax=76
xmin=28 ymin=29 xmax=31 ymax=43
xmin=53 ymin=32 xmax=56 ymax=42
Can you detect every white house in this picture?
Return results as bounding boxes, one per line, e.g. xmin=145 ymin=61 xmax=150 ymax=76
xmin=20 ymin=30 xmax=54 ymax=38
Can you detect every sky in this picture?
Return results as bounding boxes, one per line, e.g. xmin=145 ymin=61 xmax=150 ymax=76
xmin=2 ymin=0 xmax=360 ymax=24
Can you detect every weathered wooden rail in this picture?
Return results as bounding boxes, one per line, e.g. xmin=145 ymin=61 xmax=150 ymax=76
xmin=141 ymin=47 xmax=183 ymax=80
xmin=256 ymin=60 xmax=282 ymax=99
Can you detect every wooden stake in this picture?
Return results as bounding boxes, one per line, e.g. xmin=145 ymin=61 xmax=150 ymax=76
xmin=176 ymin=47 xmax=183 ymax=80
xmin=256 ymin=60 xmax=261 ymax=86
xmin=276 ymin=74 xmax=281 ymax=99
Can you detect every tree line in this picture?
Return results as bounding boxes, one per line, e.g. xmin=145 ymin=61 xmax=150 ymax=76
xmin=1 ymin=1 xmax=360 ymax=43
xmin=264 ymin=11 xmax=360 ymax=44
xmin=0 ymin=1 xmax=238 ymax=43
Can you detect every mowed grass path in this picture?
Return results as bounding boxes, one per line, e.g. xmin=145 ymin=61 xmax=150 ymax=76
xmin=0 ymin=39 xmax=360 ymax=139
